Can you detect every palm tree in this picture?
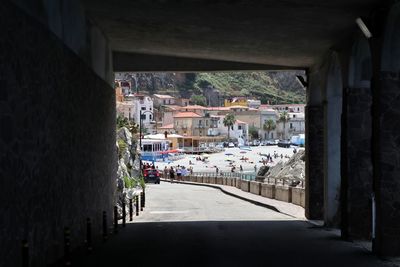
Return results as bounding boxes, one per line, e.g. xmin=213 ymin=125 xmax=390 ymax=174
xmin=278 ymin=111 xmax=290 ymax=139
xmin=263 ymin=119 xmax=276 ymax=140
xmin=223 ymin=113 xmax=236 ymax=140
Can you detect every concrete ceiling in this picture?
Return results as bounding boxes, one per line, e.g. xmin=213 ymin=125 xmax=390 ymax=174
xmin=82 ymin=0 xmax=382 ymax=69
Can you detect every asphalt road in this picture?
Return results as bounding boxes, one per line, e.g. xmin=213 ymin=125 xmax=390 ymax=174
xmin=72 ymin=182 xmax=394 ymax=267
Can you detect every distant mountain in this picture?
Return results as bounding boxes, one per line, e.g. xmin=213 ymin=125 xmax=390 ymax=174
xmin=115 ymin=71 xmax=306 ymax=105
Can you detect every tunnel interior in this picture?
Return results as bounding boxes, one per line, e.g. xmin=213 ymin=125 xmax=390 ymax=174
xmin=1 ymin=0 xmax=400 ymax=266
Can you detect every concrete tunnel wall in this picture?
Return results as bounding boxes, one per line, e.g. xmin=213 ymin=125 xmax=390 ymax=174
xmin=323 ymin=53 xmax=343 ymax=227
xmin=0 ymin=2 xmax=117 ymax=266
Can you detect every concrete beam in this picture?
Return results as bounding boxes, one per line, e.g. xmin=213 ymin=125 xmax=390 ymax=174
xmin=113 ymin=52 xmax=303 ymax=72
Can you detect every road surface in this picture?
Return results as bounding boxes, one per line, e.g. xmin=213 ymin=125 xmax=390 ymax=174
xmin=73 ymin=183 xmax=394 ymax=267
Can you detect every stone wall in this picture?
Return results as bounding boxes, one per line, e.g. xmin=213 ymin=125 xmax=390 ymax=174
xmin=376 ymin=71 xmax=400 ymax=255
xmin=0 ymin=2 xmax=117 ymax=266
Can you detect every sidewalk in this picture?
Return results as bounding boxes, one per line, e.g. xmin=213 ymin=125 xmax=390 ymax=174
xmin=161 ymin=179 xmax=306 ymax=219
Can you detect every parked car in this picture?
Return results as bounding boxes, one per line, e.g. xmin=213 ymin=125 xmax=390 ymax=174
xmin=277 ymin=140 xmax=291 ymax=148
xmin=266 ymin=140 xmax=275 ymax=146
xmin=228 ymin=142 xmax=235 ymax=148
xmin=143 ymin=168 xmax=160 ymax=184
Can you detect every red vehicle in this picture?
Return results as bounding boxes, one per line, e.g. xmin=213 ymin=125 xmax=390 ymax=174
xmin=143 ymin=168 xmax=160 ymax=184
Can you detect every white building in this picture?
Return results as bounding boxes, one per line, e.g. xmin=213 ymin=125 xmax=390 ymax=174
xmin=276 ymin=112 xmax=305 ymax=139
xmin=124 ymin=94 xmax=154 ymax=127
xmin=153 ymin=94 xmax=176 ymax=107
xmin=247 ymin=99 xmax=261 ymax=109
xmin=270 ymin=104 xmax=305 ymax=113
xmin=208 ymin=115 xmax=249 ymax=140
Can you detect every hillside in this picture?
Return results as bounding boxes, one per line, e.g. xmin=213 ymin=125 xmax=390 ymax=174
xmin=115 ymin=71 xmax=306 ymax=105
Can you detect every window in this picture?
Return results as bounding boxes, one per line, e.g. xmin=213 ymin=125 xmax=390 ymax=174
xmin=293 ymin=114 xmax=296 ymax=118
xmin=143 ymin=144 xmax=152 ymax=152
xmin=150 ymin=107 xmax=152 ymax=111
xmin=150 ymin=115 xmax=152 ymax=120
xmin=199 ymin=120 xmax=202 ymax=125
xmin=290 ymin=123 xmax=293 ymax=129
xmin=238 ymin=125 xmax=242 ymax=130
xmin=141 ymin=114 xmax=146 ymax=120
xmin=163 ymin=100 xmax=166 ymax=104
xmin=141 ymin=107 xmax=146 ymax=110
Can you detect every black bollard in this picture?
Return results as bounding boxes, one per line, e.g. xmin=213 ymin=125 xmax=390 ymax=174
xmin=142 ymin=189 xmax=146 ymax=208
xmin=140 ymin=192 xmax=144 ymax=211
xmin=102 ymin=211 xmax=108 ymax=241
xmin=22 ymin=240 xmax=29 ymax=267
xmin=135 ymin=195 xmax=139 ymax=216
xmin=113 ymin=206 xmax=118 ymax=234
xmin=122 ymin=200 xmax=126 ymax=227
xmin=86 ymin=218 xmax=92 ymax=253
xmin=129 ymin=199 xmax=133 ymax=221
xmin=64 ymin=227 xmax=71 ymax=266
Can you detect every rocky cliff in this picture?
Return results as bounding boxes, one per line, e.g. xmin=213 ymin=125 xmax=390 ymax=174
xmin=115 ymin=71 xmax=306 ymax=104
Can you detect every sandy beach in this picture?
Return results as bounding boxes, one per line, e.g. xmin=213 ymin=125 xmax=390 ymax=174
xmin=146 ymin=145 xmax=304 ymax=173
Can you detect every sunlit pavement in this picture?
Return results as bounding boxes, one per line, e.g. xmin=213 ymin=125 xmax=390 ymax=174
xmin=72 ymin=183 xmax=394 ymax=267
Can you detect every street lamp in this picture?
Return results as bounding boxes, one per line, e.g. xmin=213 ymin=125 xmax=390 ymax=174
xmin=139 ymin=110 xmax=154 ymax=174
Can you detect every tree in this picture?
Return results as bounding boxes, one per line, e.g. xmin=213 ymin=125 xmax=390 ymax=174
xmin=223 ymin=113 xmax=236 ymax=140
xmin=248 ymin=126 xmax=259 ymax=140
xmin=190 ymin=94 xmax=206 ymax=106
xmin=263 ymin=119 xmax=276 ymax=140
xmin=278 ymin=111 xmax=290 ymax=139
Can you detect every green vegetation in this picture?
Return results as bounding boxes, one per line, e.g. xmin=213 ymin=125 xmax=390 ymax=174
xmin=192 ymin=72 xmax=305 ymax=104
xmin=190 ymin=94 xmax=207 ymax=106
xmin=279 ymin=111 xmax=291 ymax=139
xmin=118 ymin=139 xmax=127 ymax=159
xmin=223 ymin=113 xmax=236 ymax=140
xmin=123 ymin=175 xmax=138 ymax=189
xmin=249 ymin=126 xmax=259 ymax=140
xmin=263 ymin=119 xmax=276 ymax=140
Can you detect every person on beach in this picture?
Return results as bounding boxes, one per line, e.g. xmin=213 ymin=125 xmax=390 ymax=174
xmin=176 ymin=166 xmax=182 ymax=181
xmin=240 ymin=165 xmax=243 ymax=172
xmin=169 ymin=167 xmax=175 ymax=183
xmin=164 ymin=166 xmax=169 ymax=179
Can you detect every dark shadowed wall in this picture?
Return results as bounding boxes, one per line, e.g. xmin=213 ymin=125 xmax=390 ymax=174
xmin=0 ymin=2 xmax=117 ymax=266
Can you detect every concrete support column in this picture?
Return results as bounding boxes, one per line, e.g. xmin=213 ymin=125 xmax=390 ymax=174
xmin=342 ymin=37 xmax=373 ymax=240
xmin=305 ymin=105 xmax=324 ymax=220
xmin=373 ymin=3 xmax=400 ymax=256
xmin=323 ymin=54 xmax=343 ymax=227
xmin=343 ymin=87 xmax=373 ymax=239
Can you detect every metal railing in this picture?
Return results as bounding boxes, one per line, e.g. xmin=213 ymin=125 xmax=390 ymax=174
xmin=165 ymin=171 xmax=305 ymax=188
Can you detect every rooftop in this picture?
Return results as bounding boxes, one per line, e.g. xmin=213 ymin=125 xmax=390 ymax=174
xmin=153 ymin=94 xmax=175 ymax=99
xmin=179 ymin=105 xmax=207 ymax=110
xmin=159 ymin=123 xmax=174 ymax=129
xmin=173 ymin=112 xmax=203 ymax=118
